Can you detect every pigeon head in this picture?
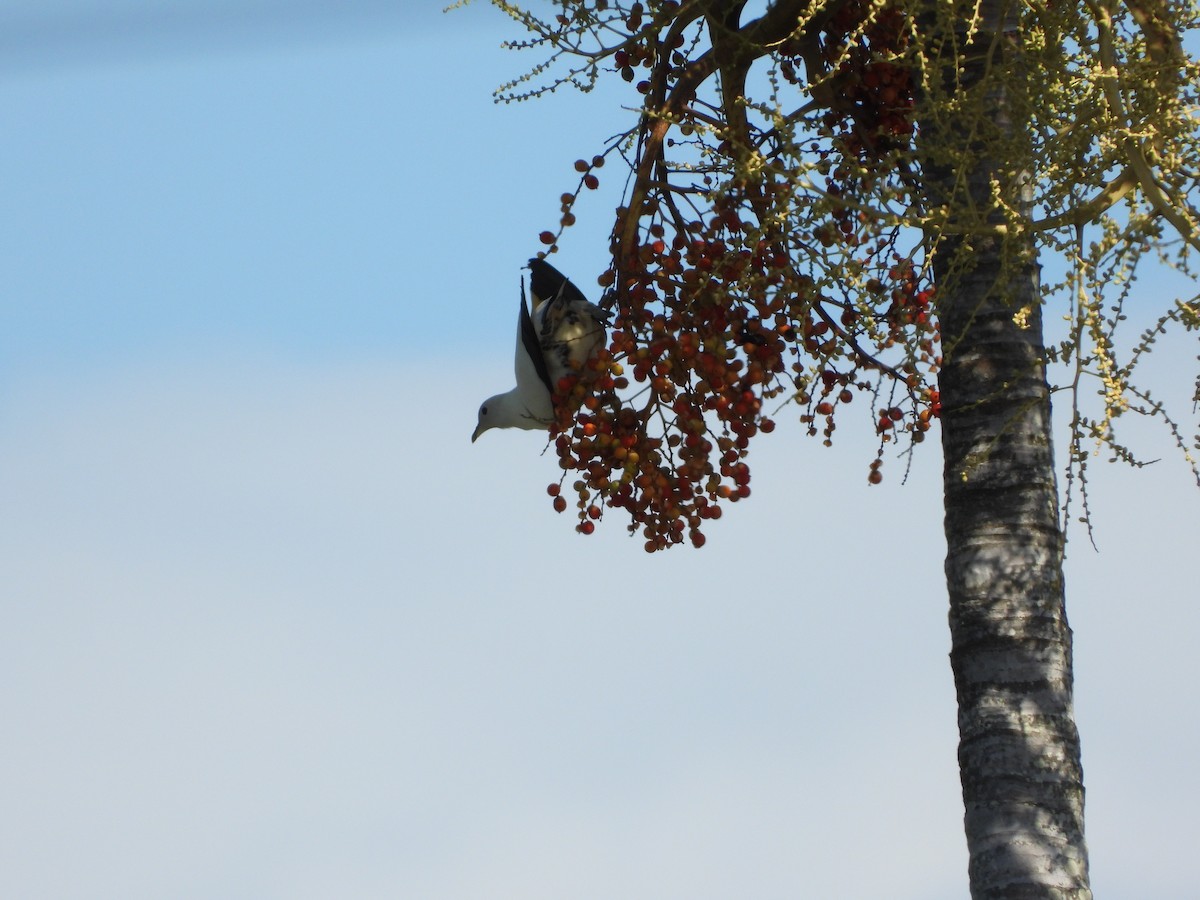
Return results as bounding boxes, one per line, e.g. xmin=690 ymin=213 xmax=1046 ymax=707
xmin=472 ymin=390 xmax=550 ymax=442
xmin=472 ymin=397 xmax=501 ymax=443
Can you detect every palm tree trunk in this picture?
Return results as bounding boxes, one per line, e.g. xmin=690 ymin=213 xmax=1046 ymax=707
xmin=938 ymin=253 xmax=1091 ymax=899
xmin=925 ymin=1 xmax=1093 ymax=896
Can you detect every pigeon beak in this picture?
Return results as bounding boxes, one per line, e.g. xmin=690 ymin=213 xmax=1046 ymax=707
xmin=471 ymin=424 xmax=483 ymax=443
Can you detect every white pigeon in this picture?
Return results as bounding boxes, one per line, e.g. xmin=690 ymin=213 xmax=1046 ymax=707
xmin=472 ymin=259 xmax=609 ymax=442
xmin=471 ymin=280 xmax=555 ymax=442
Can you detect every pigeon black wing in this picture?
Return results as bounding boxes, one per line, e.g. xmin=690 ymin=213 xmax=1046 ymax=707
xmin=518 ymin=278 xmax=555 ymax=396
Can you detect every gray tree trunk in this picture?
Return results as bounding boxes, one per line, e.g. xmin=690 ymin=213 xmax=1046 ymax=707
xmin=938 ymin=255 xmax=1091 ymax=899
xmin=925 ymin=2 xmax=1093 ymax=896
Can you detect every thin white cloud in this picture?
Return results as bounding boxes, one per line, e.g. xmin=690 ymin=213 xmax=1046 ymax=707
xmin=0 ymin=1 xmax=469 ymax=74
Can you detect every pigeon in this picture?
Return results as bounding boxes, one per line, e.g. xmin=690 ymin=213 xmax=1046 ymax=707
xmin=472 ymin=259 xmax=609 ymax=442
xmin=471 ymin=280 xmax=555 ymax=442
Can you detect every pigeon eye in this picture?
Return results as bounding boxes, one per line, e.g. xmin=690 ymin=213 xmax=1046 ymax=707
xmin=481 ymin=405 xmax=489 ymax=415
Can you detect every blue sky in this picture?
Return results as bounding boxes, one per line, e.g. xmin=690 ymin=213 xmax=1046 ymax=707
xmin=1 ymin=3 xmax=1198 ymax=898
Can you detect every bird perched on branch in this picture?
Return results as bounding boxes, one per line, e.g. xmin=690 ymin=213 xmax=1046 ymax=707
xmin=472 ymin=258 xmax=609 ymax=442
